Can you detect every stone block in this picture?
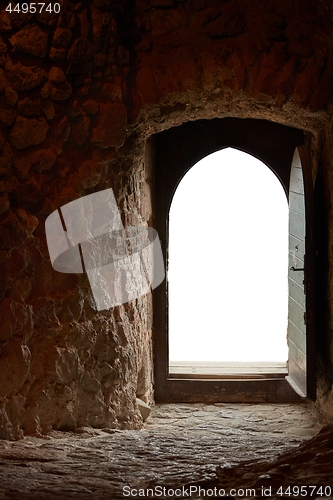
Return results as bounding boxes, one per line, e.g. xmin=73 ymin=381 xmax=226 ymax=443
xmin=9 ymin=26 xmax=48 ymax=58
xmin=52 ymin=27 xmax=73 ymax=47
xmin=48 ymin=67 xmax=66 ymax=84
xmin=5 ymin=61 xmax=47 ymax=91
xmin=82 ymin=99 xmax=99 ymax=116
xmin=10 ymin=116 xmax=49 ymax=150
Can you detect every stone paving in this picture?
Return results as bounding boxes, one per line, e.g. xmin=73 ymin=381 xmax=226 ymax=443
xmin=0 ymin=402 xmax=329 ymax=499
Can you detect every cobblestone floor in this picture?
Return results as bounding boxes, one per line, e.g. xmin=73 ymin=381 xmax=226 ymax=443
xmin=0 ymin=402 xmax=330 ymax=499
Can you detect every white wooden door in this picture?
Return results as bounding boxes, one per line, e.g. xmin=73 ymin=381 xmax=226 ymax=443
xmin=287 ymin=149 xmax=307 ymax=396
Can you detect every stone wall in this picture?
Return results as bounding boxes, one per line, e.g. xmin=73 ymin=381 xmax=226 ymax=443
xmin=0 ymin=0 xmax=333 ymax=439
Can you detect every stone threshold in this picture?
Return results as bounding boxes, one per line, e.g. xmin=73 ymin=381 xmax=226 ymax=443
xmin=169 ymin=361 xmax=288 ymax=379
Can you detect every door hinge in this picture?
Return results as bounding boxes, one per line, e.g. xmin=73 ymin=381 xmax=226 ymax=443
xmin=303 ymin=312 xmax=307 ymax=326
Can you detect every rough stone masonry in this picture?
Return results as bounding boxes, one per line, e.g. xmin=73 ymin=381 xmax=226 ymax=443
xmin=0 ymin=0 xmax=333 ymax=442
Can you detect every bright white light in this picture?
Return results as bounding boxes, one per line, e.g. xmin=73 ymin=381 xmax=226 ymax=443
xmin=168 ymin=148 xmax=289 ymax=362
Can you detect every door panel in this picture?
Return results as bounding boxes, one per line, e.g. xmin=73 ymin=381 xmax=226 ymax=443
xmin=289 ymin=192 xmax=305 ymax=215
xmin=288 ymin=321 xmax=306 ymax=354
xmin=289 ymin=235 xmax=305 ymax=260
xmin=288 ymin=280 xmax=305 ymax=309
xmin=288 ymin=297 xmax=306 ymax=335
xmin=289 ymin=212 xmax=306 ymax=240
xmin=287 ymin=149 xmax=307 ymax=397
xmin=288 ymin=255 xmax=305 ymax=287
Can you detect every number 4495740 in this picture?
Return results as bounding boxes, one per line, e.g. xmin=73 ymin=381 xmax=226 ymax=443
xmin=6 ymin=3 xmax=60 ymax=14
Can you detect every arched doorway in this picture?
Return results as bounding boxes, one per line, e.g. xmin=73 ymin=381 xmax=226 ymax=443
xmin=168 ymin=147 xmax=289 ymax=375
xmin=153 ymin=118 xmax=315 ymax=403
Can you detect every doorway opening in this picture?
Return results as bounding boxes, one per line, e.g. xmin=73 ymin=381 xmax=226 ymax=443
xmin=168 ymin=148 xmax=289 ymax=378
xmin=153 ymin=118 xmax=315 ymax=402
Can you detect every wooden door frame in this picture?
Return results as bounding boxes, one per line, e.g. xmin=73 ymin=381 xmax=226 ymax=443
xmin=153 ymin=118 xmax=315 ymax=403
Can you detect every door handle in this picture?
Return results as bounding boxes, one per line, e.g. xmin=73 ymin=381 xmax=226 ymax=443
xmin=289 ymin=267 xmax=305 ymax=271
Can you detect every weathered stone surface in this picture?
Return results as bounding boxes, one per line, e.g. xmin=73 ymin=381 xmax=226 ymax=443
xmin=5 ymin=87 xmax=18 ymax=107
xmin=69 ymin=115 xmax=90 ymax=146
xmin=82 ymin=99 xmax=99 ymax=116
xmin=0 ymin=38 xmax=7 ymax=66
xmin=0 ymin=403 xmax=329 ymax=498
xmin=136 ymin=398 xmax=151 ymax=421
xmin=151 ymin=0 xmax=174 ymax=6
xmin=17 ymin=98 xmax=42 ymax=117
xmin=9 ymin=26 xmax=48 ymax=58
xmin=91 ymin=103 xmax=127 ymax=148
xmin=67 ymin=38 xmax=93 ymax=74
xmin=5 ymin=61 xmax=47 ymax=91
xmin=0 ymin=193 xmax=9 ymax=216
xmin=48 ymin=80 xmax=72 ymax=101
xmin=49 ymin=46 xmax=67 ymax=61
xmin=40 ymin=82 xmax=50 ymax=99
xmin=0 ymin=9 xmax=12 ymax=33
xmin=117 ymin=46 xmax=130 ymax=65
xmin=0 ymin=144 xmax=12 ymax=174
xmin=94 ymin=52 xmax=106 ymax=67
xmin=14 ymin=145 xmax=57 ymax=178
xmin=150 ymin=7 xmax=189 ymax=37
xmin=205 ymin=12 xmax=247 ymax=39
xmin=75 ymin=77 xmax=92 ymax=96
xmin=52 ymin=27 xmax=73 ymax=47
xmin=10 ymin=116 xmax=48 ymax=150
xmin=66 ymin=99 xmax=81 ymax=118
xmin=36 ymin=8 xmax=58 ymax=27
xmin=215 ymin=423 xmax=333 ymax=498
xmin=0 ymin=341 xmax=30 ymax=398
xmin=0 ymin=68 xmax=7 ymax=92
xmin=0 ymin=299 xmax=34 ymax=340
xmin=136 ymin=66 xmax=159 ymax=103
xmin=0 ymin=107 xmax=16 ymax=127
xmin=42 ymin=100 xmax=55 ymax=120
xmin=0 ymin=0 xmax=333 ymax=446
xmin=49 ymin=116 xmax=70 ymax=141
xmin=48 ymin=67 xmax=66 ymax=84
